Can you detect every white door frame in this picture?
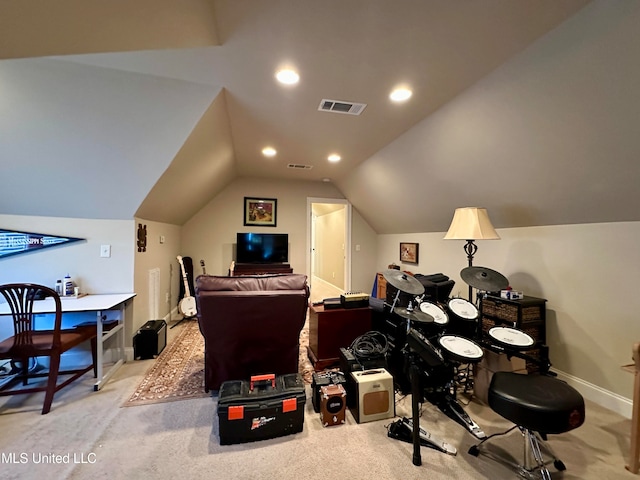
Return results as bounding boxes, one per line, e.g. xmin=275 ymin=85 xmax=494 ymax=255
xmin=306 ymin=197 xmax=352 ymax=292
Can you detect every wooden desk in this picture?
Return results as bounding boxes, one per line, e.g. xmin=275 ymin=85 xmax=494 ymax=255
xmin=0 ymin=293 xmax=135 ymax=391
xmin=307 ymin=304 xmax=372 ymax=371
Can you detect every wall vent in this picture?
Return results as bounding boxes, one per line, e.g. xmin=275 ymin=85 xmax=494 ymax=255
xmin=318 ymin=99 xmax=367 ymax=116
xmin=287 ymin=163 xmax=313 ymax=170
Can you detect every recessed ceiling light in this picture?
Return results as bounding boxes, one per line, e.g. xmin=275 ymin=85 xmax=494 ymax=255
xmin=322 ymin=178 xmax=331 ymax=183
xmin=262 ymin=146 xmax=277 ymax=157
xmin=275 ymin=69 xmax=299 ymax=85
xmin=390 ymin=87 xmax=412 ymax=102
xmin=328 ymin=154 xmax=341 ymax=163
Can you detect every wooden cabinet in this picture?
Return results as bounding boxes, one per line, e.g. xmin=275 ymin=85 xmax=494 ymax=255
xmin=375 ymin=272 xmax=387 ymax=299
xmin=307 ymin=304 xmax=372 ymax=371
xmin=480 ymin=295 xmax=547 ymax=372
xmin=480 ymin=295 xmax=547 ymax=343
xmin=232 ymin=263 xmax=293 ymax=276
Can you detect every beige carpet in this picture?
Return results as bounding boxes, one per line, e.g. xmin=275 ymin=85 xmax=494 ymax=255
xmin=1 ymin=320 xmax=636 ymax=479
xmin=124 ymin=317 xmax=314 ymax=407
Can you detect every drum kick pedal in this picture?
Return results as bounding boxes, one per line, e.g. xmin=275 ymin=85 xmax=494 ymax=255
xmin=433 ymin=393 xmax=486 ymax=440
xmin=387 ymin=417 xmax=457 ymax=455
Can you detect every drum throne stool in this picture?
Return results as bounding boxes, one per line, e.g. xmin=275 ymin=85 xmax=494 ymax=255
xmin=468 ymin=371 xmax=585 ymax=480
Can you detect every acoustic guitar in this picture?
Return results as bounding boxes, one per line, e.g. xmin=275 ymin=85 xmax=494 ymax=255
xmin=177 ymin=255 xmax=197 ymax=318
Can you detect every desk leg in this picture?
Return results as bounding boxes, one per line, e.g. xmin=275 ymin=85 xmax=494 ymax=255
xmin=94 ymin=310 xmax=103 ymax=391
xmin=93 ymin=304 xmax=126 ymax=391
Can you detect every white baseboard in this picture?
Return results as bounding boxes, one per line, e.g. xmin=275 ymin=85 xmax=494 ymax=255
xmin=553 ymin=368 xmax=633 ymax=419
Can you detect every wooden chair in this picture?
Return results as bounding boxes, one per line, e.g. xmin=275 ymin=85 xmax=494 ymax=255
xmin=0 ymin=283 xmax=97 ymax=414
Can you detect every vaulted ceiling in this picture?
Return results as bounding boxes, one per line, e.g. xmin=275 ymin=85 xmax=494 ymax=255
xmin=5 ymin=1 xmax=638 ymax=234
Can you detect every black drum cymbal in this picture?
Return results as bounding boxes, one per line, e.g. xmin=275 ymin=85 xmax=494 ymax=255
xmin=382 ymin=269 xmax=425 ymax=295
xmin=394 ymin=307 xmax=434 ymax=323
xmin=461 ymin=266 xmax=509 ymax=292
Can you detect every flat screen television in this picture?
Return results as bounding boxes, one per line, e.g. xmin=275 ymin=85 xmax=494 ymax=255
xmin=236 ymin=232 xmax=288 ymax=264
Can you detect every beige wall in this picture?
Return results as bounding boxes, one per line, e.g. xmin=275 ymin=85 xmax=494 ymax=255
xmin=0 ymin=214 xmax=138 ymax=347
xmin=377 ymin=220 xmax=640 ymax=416
xmin=314 ymin=208 xmax=346 ymax=289
xmin=180 ymin=177 xmax=379 ymax=295
xmin=132 ymin=218 xmax=182 ymax=333
xmin=0 ymin=214 xmax=134 ymax=294
xmin=181 ymin=176 xmax=347 ymax=277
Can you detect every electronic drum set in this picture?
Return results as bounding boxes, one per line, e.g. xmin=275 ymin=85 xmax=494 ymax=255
xmin=381 ymin=266 xmax=541 ymax=446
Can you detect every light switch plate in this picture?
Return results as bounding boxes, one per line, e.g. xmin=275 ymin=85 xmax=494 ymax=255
xmin=100 ymin=245 xmax=111 ymax=258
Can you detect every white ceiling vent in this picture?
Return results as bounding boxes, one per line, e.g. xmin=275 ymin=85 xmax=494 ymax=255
xmin=287 ymin=163 xmax=313 ymax=170
xmin=318 ymin=99 xmax=367 ymax=116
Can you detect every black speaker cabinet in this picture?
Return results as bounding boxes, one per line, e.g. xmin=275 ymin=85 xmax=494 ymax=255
xmin=134 ymin=320 xmax=167 ymax=359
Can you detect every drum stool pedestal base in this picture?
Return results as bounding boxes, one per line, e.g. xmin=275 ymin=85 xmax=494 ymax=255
xmin=468 ymin=372 xmax=585 ymax=480
xmin=469 ymin=425 xmax=565 ymax=480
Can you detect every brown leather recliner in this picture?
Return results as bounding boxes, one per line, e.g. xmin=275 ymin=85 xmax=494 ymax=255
xmin=195 ymin=273 xmax=309 ymax=392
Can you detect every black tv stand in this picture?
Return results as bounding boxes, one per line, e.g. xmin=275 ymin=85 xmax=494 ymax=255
xmin=232 ymin=263 xmax=293 ymax=276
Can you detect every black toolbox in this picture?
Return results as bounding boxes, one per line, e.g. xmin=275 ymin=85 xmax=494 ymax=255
xmin=217 ymin=373 xmax=306 ymax=445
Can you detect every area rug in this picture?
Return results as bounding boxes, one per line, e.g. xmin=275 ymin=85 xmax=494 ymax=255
xmin=123 ymin=320 xmax=207 ymax=406
xmin=124 ymin=317 xmax=314 ymax=407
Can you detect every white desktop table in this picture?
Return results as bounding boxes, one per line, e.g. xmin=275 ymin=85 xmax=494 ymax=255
xmin=0 ymin=293 xmax=136 ymax=391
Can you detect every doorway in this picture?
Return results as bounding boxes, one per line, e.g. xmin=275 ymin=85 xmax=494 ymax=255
xmin=307 ymin=198 xmax=351 ymax=297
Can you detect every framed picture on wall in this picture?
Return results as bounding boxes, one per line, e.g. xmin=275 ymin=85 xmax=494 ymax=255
xmin=399 ymin=242 xmax=419 ymax=264
xmin=244 ymin=197 xmax=277 ymax=227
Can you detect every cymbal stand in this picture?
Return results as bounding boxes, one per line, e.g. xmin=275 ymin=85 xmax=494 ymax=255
xmin=387 ymin=353 xmax=457 ymax=465
xmin=389 ymin=289 xmax=401 ymax=314
xmin=410 ymin=355 xmax=423 ymax=466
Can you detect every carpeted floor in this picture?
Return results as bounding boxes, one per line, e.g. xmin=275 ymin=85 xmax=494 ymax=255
xmin=1 ymin=318 xmax=637 ymax=479
xmin=124 ymin=317 xmax=315 ymax=407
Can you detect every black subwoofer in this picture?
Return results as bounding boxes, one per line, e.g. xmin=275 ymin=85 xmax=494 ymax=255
xmin=134 ymin=320 xmax=167 ymax=359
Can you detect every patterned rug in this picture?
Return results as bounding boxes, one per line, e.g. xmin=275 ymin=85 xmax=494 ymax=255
xmin=124 ymin=317 xmax=314 ymax=407
xmin=123 ymin=320 xmax=207 ymax=406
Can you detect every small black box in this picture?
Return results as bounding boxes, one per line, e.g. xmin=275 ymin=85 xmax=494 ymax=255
xmin=134 ymin=320 xmax=167 ymax=359
xmin=217 ymin=373 xmax=306 ymax=445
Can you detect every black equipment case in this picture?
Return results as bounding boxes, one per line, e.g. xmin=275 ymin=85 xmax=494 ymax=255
xmin=217 ymin=373 xmax=306 ymax=445
xmin=133 ymin=320 xmax=167 ymax=359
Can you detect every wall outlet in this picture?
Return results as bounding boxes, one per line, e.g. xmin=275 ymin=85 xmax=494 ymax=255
xmin=100 ymin=244 xmax=111 ymax=258
xmin=165 ymin=292 xmax=170 ymax=303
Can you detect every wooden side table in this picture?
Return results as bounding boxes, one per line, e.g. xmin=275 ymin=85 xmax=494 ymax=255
xmin=307 ymin=304 xmax=372 ymax=371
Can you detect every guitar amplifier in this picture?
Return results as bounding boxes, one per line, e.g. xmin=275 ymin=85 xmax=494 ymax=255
xmin=320 ymin=384 xmax=347 ymax=427
xmin=311 ymin=371 xmax=347 ymax=413
xmin=340 ymin=292 xmax=369 ymax=309
xmin=134 ymin=320 xmax=167 ymax=359
xmin=349 ymin=368 xmax=395 ymax=424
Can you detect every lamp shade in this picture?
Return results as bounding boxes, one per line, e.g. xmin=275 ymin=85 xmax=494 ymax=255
xmin=443 ymin=207 xmax=500 ymax=240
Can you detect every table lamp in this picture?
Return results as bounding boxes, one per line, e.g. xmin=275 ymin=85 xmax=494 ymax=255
xmin=444 ymin=207 xmax=500 ymax=300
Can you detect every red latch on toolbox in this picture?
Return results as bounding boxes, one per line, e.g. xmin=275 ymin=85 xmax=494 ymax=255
xmin=228 ymin=405 xmax=245 ymax=420
xmin=282 ymin=397 xmax=297 ymax=413
xmin=250 ymin=373 xmax=276 ymax=390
